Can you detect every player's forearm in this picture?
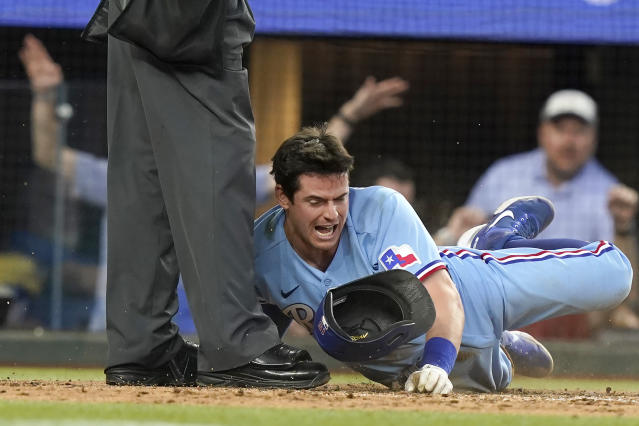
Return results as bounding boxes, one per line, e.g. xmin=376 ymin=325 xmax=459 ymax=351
xmin=31 ymin=91 xmax=59 ymax=170
xmin=326 ymin=113 xmax=354 ymax=145
xmin=406 ymin=269 xmax=463 ymax=390
xmin=31 ymin=91 xmax=76 ymax=180
xmin=423 ymin=269 xmax=464 ymax=350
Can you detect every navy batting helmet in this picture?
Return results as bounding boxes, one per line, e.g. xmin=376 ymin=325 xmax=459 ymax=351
xmin=313 ymin=269 xmax=436 ymax=362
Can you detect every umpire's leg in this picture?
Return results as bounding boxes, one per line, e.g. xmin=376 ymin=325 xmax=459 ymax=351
xmin=127 ymin=54 xmax=279 ymax=372
xmin=105 ymin=36 xmax=183 ymax=368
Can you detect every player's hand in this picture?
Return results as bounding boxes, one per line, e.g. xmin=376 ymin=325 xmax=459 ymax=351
xmin=608 ymin=184 xmax=638 ymax=234
xmin=339 ymin=76 xmax=409 ymax=123
xmin=434 ymin=206 xmax=487 ymax=245
xmin=18 ymin=34 xmax=63 ymax=92
xmin=404 ymin=364 xmax=453 ymax=394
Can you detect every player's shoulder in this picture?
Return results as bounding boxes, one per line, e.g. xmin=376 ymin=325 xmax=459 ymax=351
xmin=349 ymin=185 xmax=405 ymax=210
xmin=348 ymin=186 xmax=409 ymax=228
xmin=254 ymin=205 xmax=287 ymax=254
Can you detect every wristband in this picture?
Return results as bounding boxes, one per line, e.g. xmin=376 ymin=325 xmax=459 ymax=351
xmin=419 ymin=337 xmax=457 ymax=374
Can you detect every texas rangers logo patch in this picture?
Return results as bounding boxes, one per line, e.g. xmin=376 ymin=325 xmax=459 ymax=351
xmin=379 ymin=244 xmax=421 ymax=270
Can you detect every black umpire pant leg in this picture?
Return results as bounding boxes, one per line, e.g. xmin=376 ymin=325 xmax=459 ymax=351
xmin=105 ymin=34 xmax=278 ymax=371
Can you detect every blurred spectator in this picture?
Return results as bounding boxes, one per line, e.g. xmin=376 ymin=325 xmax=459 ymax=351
xmin=438 ymin=89 xmax=639 ymax=337
xmin=19 ymin=34 xmax=191 ymax=332
xmin=352 ymin=157 xmax=483 ymax=246
xmin=354 ymin=157 xmax=416 ymax=203
xmin=10 ymin=34 xmax=100 ymax=329
xmin=350 ymin=157 xmax=434 ymax=227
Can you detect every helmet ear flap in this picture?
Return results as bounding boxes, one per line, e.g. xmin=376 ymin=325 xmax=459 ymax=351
xmin=313 ymin=270 xmax=436 ymax=362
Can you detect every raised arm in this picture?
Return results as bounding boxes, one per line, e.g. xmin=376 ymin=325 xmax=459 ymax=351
xmin=327 ymin=76 xmax=409 ymax=144
xmin=18 ymin=34 xmax=76 ymax=180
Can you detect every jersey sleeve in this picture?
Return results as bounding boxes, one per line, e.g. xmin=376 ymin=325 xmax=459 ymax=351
xmin=370 ymin=191 xmax=446 ymax=281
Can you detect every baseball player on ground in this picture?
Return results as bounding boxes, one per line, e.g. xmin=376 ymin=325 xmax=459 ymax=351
xmin=253 ymin=125 xmax=632 ymax=394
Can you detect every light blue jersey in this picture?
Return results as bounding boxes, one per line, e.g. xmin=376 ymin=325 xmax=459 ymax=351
xmin=254 ymin=186 xmax=632 ymax=392
xmin=255 ymin=186 xmax=444 ymax=332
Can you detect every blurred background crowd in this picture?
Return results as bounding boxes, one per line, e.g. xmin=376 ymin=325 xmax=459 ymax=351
xmin=1 ymin=1 xmax=638 ymax=342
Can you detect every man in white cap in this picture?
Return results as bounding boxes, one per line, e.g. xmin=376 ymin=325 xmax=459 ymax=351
xmin=435 ymin=89 xmax=639 ymax=336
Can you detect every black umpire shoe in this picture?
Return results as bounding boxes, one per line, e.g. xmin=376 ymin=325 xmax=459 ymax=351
xmin=197 ymin=343 xmax=330 ymax=389
xmin=105 ymin=341 xmax=198 ymax=386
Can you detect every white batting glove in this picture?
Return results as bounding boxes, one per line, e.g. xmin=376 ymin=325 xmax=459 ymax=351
xmin=404 ymin=364 xmax=453 ymax=394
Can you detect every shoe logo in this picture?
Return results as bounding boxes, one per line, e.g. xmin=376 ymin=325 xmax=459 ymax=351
xmin=281 ymin=285 xmax=300 ymax=299
xmin=490 ymin=210 xmax=515 ymax=227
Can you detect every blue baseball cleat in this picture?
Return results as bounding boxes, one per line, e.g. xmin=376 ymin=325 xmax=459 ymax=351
xmin=456 ymin=196 xmax=555 ymax=250
xmin=500 ymin=330 xmax=554 ymax=378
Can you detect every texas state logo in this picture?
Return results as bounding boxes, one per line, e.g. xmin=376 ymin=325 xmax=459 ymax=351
xmin=379 ymin=244 xmax=421 ymax=270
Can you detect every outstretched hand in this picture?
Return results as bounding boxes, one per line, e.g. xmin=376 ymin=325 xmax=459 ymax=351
xmin=404 ymin=364 xmax=453 ymax=394
xmin=18 ymin=34 xmax=63 ymax=92
xmin=340 ymin=76 xmax=409 ymax=123
xmin=434 ymin=206 xmax=487 ymax=246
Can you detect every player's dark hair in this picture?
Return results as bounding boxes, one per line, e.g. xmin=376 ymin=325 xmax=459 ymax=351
xmin=271 ymin=124 xmax=354 ymax=201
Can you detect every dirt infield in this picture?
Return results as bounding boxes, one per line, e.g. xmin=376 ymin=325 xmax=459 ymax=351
xmin=1 ymin=379 xmax=638 ymax=417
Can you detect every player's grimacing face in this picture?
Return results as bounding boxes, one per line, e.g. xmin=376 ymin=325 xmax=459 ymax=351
xmin=278 ymin=173 xmax=349 ymax=264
